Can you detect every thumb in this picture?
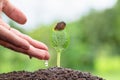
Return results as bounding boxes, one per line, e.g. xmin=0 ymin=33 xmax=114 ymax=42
xmin=3 ymin=0 xmax=27 ymax=24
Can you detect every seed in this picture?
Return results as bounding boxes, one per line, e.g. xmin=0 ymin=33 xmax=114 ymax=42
xmin=54 ymin=21 xmax=66 ymax=31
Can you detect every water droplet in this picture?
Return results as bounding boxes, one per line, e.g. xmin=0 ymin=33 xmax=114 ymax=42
xmin=45 ymin=60 xmax=48 ymax=67
xmin=29 ymin=56 xmax=32 ymax=59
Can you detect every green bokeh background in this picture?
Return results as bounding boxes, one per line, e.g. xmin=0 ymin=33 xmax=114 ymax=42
xmin=0 ymin=1 xmax=120 ymax=80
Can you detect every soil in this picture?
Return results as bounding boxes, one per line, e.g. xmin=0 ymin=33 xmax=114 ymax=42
xmin=0 ymin=67 xmax=104 ymax=80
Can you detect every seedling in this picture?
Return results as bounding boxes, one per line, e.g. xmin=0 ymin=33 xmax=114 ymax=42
xmin=51 ymin=21 xmax=69 ymax=67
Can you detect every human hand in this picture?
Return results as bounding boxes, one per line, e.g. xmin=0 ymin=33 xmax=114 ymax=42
xmin=0 ymin=0 xmax=50 ymax=60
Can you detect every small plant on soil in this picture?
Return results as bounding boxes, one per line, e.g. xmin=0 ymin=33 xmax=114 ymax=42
xmin=0 ymin=22 xmax=104 ymax=80
xmin=51 ymin=21 xmax=69 ymax=67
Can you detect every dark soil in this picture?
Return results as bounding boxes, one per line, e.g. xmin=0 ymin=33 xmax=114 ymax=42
xmin=0 ymin=67 xmax=104 ymax=80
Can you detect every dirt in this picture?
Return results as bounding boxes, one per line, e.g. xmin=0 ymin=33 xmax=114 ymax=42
xmin=0 ymin=67 xmax=104 ymax=80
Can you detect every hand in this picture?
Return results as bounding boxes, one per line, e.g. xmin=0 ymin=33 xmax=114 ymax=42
xmin=0 ymin=0 xmax=50 ymax=60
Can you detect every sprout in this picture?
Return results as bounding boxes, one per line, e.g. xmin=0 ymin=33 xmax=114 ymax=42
xmin=51 ymin=21 xmax=69 ymax=67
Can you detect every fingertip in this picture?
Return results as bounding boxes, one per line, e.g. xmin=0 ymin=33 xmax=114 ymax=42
xmin=10 ymin=9 xmax=27 ymax=24
xmin=37 ymin=50 xmax=50 ymax=60
xmin=27 ymin=46 xmax=47 ymax=60
xmin=43 ymin=51 xmax=50 ymax=60
xmin=19 ymin=16 xmax=27 ymax=24
xmin=43 ymin=44 xmax=48 ymax=51
xmin=33 ymin=40 xmax=49 ymax=51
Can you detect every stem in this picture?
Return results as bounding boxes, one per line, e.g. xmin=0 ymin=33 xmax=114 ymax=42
xmin=57 ymin=51 xmax=61 ymax=67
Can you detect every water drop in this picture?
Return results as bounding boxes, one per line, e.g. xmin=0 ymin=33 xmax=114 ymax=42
xmin=45 ymin=60 xmax=48 ymax=67
xmin=29 ymin=56 xmax=32 ymax=59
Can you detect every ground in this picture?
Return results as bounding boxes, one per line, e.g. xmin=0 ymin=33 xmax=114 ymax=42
xmin=0 ymin=67 xmax=104 ymax=80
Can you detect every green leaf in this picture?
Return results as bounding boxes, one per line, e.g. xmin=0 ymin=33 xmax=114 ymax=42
xmin=51 ymin=29 xmax=69 ymax=52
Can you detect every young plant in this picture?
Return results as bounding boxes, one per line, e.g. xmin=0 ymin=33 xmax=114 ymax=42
xmin=51 ymin=21 xmax=69 ymax=67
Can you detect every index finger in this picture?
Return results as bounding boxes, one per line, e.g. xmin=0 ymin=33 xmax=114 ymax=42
xmin=3 ymin=0 xmax=27 ymax=24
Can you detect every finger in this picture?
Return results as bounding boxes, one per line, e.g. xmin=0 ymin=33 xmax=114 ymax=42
xmin=0 ymin=40 xmax=50 ymax=60
xmin=0 ymin=21 xmax=48 ymax=50
xmin=3 ymin=0 xmax=27 ymax=24
xmin=0 ymin=25 xmax=29 ymax=50
xmin=28 ymin=45 xmax=50 ymax=60
xmin=0 ymin=39 xmax=26 ymax=53
xmin=11 ymin=28 xmax=48 ymax=50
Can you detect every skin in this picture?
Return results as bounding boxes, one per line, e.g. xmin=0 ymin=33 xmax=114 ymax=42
xmin=0 ymin=0 xmax=50 ymax=60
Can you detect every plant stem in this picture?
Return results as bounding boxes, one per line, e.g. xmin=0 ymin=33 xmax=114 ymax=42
xmin=57 ymin=51 xmax=61 ymax=67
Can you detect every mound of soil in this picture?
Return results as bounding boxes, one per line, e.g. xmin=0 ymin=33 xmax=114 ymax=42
xmin=0 ymin=67 xmax=104 ymax=80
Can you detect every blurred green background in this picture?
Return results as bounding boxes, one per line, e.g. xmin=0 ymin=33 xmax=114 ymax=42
xmin=0 ymin=0 xmax=120 ymax=80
